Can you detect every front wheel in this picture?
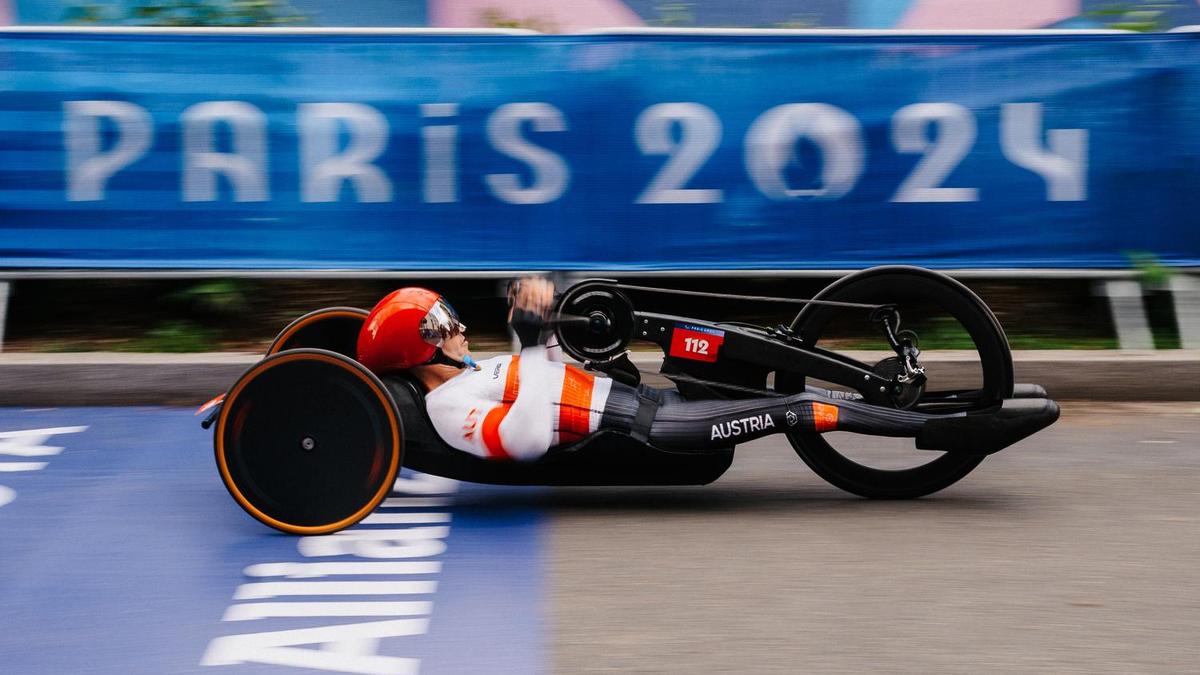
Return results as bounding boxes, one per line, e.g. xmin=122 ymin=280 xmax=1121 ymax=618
xmin=214 ymin=348 xmax=403 ymax=534
xmin=779 ymin=266 xmax=1013 ymax=499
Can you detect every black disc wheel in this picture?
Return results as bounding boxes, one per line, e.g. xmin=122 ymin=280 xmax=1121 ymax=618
xmin=780 ymin=266 xmax=1014 ymax=499
xmin=267 ymin=307 xmax=369 ymax=358
xmin=553 ymin=282 xmax=635 ymax=362
xmin=215 ymin=348 xmax=402 ymax=534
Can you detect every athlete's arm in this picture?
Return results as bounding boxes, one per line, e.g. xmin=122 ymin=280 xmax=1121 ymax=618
xmin=495 ymin=346 xmax=555 ymax=460
xmin=508 ymin=276 xmax=555 ymax=349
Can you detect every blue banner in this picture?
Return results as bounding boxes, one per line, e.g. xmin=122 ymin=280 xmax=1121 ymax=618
xmin=1 ymin=29 xmax=1198 ymax=271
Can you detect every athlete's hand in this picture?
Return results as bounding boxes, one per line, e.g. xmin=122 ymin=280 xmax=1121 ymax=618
xmin=508 ymin=276 xmax=555 ymax=348
xmin=508 ymin=276 xmax=555 ymax=321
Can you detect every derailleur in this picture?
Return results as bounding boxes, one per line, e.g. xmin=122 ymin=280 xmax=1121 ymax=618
xmin=871 ymin=306 xmax=927 ymax=406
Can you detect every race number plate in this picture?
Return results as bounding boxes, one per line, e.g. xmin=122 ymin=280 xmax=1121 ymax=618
xmin=669 ymin=323 xmax=725 ymax=363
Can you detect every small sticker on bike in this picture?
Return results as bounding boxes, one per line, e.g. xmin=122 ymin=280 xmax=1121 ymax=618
xmin=669 ymin=323 xmax=725 ymax=363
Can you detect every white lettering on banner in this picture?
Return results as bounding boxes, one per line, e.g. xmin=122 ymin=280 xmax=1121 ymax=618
xmin=203 ymin=473 xmax=459 ymax=673
xmin=635 ymin=102 xmax=723 ymax=204
xmin=58 ymin=99 xmax=1089 ymax=206
xmin=0 ymin=426 xmax=88 ymax=509
xmin=484 ymin=102 xmax=570 ymax=204
xmin=299 ymin=103 xmax=393 ymax=203
xmin=181 ymin=101 xmax=270 ymax=202
xmin=891 ymin=102 xmax=979 ymax=203
xmin=64 ymin=101 xmax=153 ymax=201
xmin=421 ymin=103 xmax=459 ymax=203
xmin=744 ymin=103 xmax=865 ymax=200
xmin=1000 ymin=102 xmax=1088 ymax=201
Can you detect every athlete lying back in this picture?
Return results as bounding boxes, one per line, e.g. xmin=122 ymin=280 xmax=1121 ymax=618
xmin=356 ymin=277 xmax=940 ymax=461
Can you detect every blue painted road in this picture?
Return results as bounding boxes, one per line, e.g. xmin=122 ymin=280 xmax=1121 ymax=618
xmin=0 ymin=408 xmax=544 ymax=675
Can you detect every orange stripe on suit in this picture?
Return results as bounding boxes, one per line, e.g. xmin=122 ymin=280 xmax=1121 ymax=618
xmin=481 ymin=404 xmax=513 ymax=459
xmin=481 ymin=355 xmax=522 ymax=459
xmin=558 ymin=365 xmax=595 ymax=443
xmin=503 ymin=355 xmax=520 ymax=401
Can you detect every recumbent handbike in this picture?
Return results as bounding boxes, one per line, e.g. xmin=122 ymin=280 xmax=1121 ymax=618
xmin=202 ymin=266 xmax=1059 ymax=535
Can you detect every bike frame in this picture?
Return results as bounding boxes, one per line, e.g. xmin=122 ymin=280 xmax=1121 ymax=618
xmin=625 ymin=311 xmax=897 ymax=404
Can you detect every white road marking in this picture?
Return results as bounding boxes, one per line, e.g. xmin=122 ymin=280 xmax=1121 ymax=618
xmin=0 ymin=426 xmax=87 ymax=509
xmin=377 ymin=497 xmax=450 ymax=508
xmin=0 ymin=425 xmax=88 ymax=439
xmin=201 ymin=619 xmax=427 ymax=674
xmin=243 ymin=561 xmax=442 ymax=579
xmin=224 ymin=601 xmax=434 ymax=622
xmin=206 ymin=473 xmax=460 ymax=673
xmin=307 ymin=526 xmax=452 ymax=541
xmin=234 ymin=581 xmax=438 ymax=600
xmin=359 ymin=512 xmax=451 ymax=525
xmin=0 ymin=462 xmax=49 ymax=472
xmin=1138 ymin=440 xmax=1177 ymax=444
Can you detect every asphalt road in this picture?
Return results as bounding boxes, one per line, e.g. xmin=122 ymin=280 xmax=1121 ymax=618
xmin=2 ymin=403 xmax=1196 ymax=673
xmin=542 ymin=402 xmax=1200 ymax=674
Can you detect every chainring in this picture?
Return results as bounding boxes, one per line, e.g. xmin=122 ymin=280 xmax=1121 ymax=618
xmin=553 ymin=285 xmax=635 ymax=362
xmin=872 ymin=357 xmax=925 ymax=409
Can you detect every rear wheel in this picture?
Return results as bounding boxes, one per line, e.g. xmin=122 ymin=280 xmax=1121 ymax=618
xmin=267 ymin=307 xmax=369 ymax=357
xmin=214 ymin=348 xmax=402 ymax=534
xmin=779 ymin=267 xmax=1013 ymax=499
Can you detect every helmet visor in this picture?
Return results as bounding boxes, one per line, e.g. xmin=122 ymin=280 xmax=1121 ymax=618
xmin=419 ymin=298 xmax=467 ymax=347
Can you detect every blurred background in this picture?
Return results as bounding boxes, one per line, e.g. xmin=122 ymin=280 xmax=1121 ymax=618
xmin=1 ymin=5 xmax=1199 ymax=675
xmin=0 ymin=1 xmax=1197 ymax=354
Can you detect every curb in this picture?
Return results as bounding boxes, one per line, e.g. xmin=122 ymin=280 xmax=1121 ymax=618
xmin=1 ymin=350 xmax=1197 ymax=405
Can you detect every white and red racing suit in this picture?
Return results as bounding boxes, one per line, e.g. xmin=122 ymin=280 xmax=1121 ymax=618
xmin=424 ymin=345 xmax=614 ymax=461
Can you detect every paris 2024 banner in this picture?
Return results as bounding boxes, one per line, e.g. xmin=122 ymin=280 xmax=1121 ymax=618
xmin=1 ymin=29 xmax=1198 ymax=271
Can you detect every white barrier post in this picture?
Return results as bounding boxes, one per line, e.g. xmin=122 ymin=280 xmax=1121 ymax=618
xmin=1169 ymin=275 xmax=1200 ymax=349
xmin=0 ymin=281 xmax=9 ymax=352
xmin=1101 ymin=279 xmax=1154 ymax=350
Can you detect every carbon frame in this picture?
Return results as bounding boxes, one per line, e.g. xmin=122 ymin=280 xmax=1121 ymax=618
xmin=630 ymin=311 xmax=896 ymax=404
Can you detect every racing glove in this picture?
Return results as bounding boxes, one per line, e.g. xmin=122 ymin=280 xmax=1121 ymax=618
xmin=509 ymin=306 xmax=546 ymax=350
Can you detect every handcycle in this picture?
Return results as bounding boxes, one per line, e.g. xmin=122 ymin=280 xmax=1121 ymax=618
xmin=200 ymin=266 xmax=1059 ymax=535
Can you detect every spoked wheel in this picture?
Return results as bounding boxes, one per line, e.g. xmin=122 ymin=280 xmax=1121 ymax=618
xmin=779 ymin=266 xmax=1014 ymax=499
xmin=215 ymin=348 xmax=402 ymax=534
xmin=266 ymin=307 xmax=369 ymax=357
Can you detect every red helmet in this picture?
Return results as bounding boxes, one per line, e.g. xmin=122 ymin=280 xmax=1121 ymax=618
xmin=357 ymin=287 xmax=466 ymax=373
